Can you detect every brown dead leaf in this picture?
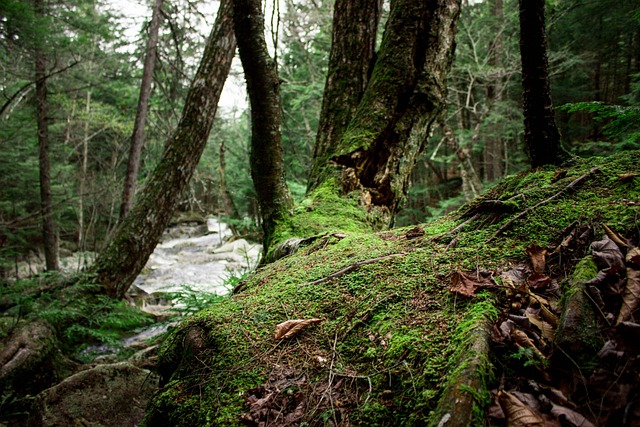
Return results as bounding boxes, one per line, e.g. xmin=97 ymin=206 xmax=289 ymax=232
xmin=539 ymin=304 xmax=559 ymax=328
xmin=591 ymin=236 xmax=625 ymax=271
xmin=528 ymin=273 xmax=552 ymax=290
xmin=449 ymin=271 xmax=495 ymax=298
xmin=602 ymin=224 xmax=630 ymax=249
xmin=497 ymin=390 xmax=544 ymax=427
xmin=525 ymin=313 xmax=556 ymax=342
xmin=512 ymin=327 xmax=546 ymax=361
xmin=275 ymin=318 xmax=322 ymax=340
xmin=526 ymin=245 xmax=548 ymax=274
xmin=617 ymin=247 xmax=640 ymax=324
xmin=550 ymin=404 xmax=595 ymax=427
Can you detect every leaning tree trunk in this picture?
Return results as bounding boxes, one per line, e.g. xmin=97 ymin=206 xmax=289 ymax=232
xmin=120 ymin=0 xmax=164 ymax=220
xmin=309 ymin=0 xmax=461 ymax=228
xmin=518 ymin=0 xmax=564 ymax=167
xmin=35 ymin=0 xmax=59 ymax=271
xmin=233 ymin=0 xmax=293 ymax=253
xmin=93 ymin=0 xmax=236 ymax=298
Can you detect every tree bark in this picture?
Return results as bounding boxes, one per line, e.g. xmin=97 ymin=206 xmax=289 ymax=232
xmin=35 ymin=0 xmax=59 ymax=271
xmin=93 ymin=0 xmax=236 ymax=299
xmin=485 ymin=0 xmax=504 ymax=181
xmin=120 ymin=0 xmax=164 ymax=220
xmin=518 ymin=0 xmax=564 ymax=167
xmin=320 ymin=0 xmax=461 ymax=227
xmin=233 ymin=0 xmax=293 ymax=253
xmin=308 ymin=0 xmax=382 ymax=192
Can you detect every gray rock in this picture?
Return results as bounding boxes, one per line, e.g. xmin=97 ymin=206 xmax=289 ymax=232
xmin=30 ymin=362 xmax=158 ymax=427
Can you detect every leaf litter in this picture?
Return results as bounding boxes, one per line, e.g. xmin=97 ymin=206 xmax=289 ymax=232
xmin=449 ymin=224 xmax=640 ymax=426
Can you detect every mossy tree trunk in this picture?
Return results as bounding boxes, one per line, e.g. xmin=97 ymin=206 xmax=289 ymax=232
xmin=518 ymin=0 xmax=565 ymax=167
xmin=246 ymin=0 xmax=461 ymax=259
xmin=307 ymin=0 xmax=460 ymax=230
xmin=93 ymin=0 xmax=236 ymax=298
xmin=308 ymin=0 xmax=382 ymax=192
xmin=232 ymin=0 xmax=293 ymax=254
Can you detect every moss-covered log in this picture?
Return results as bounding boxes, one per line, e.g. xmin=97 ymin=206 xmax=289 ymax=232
xmin=146 ymin=151 xmax=640 ymax=426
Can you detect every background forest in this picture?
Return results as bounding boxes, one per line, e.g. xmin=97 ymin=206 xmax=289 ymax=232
xmin=1 ymin=0 xmax=639 ymax=279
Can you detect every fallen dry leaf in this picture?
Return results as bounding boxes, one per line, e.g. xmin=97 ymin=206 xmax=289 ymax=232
xmin=497 ymin=390 xmax=545 ymax=427
xmin=550 ymin=404 xmax=596 ymax=427
xmin=449 ymin=271 xmax=495 ymax=298
xmin=526 ymin=244 xmax=548 ymax=274
xmin=275 ymin=318 xmax=322 ymax=340
xmin=591 ymin=236 xmax=625 ymax=271
xmin=512 ymin=327 xmax=546 ymax=361
xmin=602 ymin=224 xmax=630 ymax=249
xmin=525 ymin=313 xmax=556 ymax=342
xmin=528 ymin=273 xmax=551 ymax=290
xmin=617 ymin=247 xmax=640 ymax=324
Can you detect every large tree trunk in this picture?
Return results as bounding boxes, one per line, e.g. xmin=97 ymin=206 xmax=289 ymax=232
xmin=233 ymin=0 xmax=293 ymax=253
xmin=308 ymin=0 xmax=382 ymax=192
xmin=35 ymin=0 xmax=59 ymax=271
xmin=311 ymin=0 xmax=461 ymax=228
xmin=93 ymin=0 xmax=236 ymax=299
xmin=120 ymin=0 xmax=164 ymax=219
xmin=518 ymin=0 xmax=564 ymax=167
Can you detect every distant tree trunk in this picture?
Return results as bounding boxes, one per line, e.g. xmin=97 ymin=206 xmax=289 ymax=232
xmin=485 ymin=0 xmax=504 ymax=181
xmin=308 ymin=0 xmax=382 ymax=191
xmin=34 ymin=0 xmax=59 ymax=271
xmin=218 ymin=140 xmax=238 ymax=218
xmin=93 ymin=0 xmax=236 ymax=299
xmin=518 ymin=0 xmax=564 ymax=167
xmin=233 ymin=0 xmax=293 ymax=253
xmin=119 ymin=0 xmax=164 ymax=220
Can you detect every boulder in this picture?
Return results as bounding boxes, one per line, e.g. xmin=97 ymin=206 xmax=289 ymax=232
xmin=29 ymin=362 xmax=158 ymax=427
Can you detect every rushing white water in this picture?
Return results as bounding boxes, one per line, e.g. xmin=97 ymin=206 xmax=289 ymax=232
xmin=129 ymin=217 xmax=261 ymax=298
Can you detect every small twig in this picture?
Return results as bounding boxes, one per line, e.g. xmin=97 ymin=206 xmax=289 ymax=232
xmin=433 ymin=214 xmax=480 ymax=243
xmin=486 ymin=167 xmax=600 ymax=243
xmin=299 ymin=253 xmax=406 ymax=287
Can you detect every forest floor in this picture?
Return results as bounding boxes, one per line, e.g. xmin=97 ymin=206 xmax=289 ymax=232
xmin=147 ymin=150 xmax=640 ymax=426
xmin=1 ymin=150 xmax=639 ymax=426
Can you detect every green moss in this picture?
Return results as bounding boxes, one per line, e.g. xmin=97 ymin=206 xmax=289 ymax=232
xmin=149 ymin=150 xmax=640 ymax=425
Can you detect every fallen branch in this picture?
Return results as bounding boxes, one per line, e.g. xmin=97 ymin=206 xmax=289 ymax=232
xmin=433 ymin=214 xmax=480 ymax=243
xmin=299 ymin=253 xmax=406 ymax=287
xmin=486 ymin=167 xmax=600 ymax=243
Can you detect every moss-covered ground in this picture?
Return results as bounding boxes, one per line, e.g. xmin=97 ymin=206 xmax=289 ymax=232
xmin=147 ymin=151 xmax=640 ymax=426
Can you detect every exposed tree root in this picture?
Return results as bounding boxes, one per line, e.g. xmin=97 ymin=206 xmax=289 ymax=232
xmin=486 ymin=167 xmax=600 ymax=243
xmin=299 ymin=253 xmax=406 ymax=287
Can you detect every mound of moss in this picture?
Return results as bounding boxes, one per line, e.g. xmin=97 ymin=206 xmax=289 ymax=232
xmin=146 ymin=151 xmax=640 ymax=426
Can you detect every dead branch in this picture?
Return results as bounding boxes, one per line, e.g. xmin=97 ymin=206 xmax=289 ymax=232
xmin=299 ymin=253 xmax=405 ymax=287
xmin=486 ymin=167 xmax=600 ymax=243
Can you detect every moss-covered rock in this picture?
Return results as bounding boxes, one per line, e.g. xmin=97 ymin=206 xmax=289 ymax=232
xmin=146 ymin=151 xmax=640 ymax=426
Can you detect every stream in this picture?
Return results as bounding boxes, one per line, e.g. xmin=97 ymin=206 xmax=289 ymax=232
xmin=128 ymin=217 xmax=260 ymax=304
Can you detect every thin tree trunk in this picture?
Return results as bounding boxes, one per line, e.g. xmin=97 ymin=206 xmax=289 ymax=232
xmin=233 ymin=0 xmax=293 ymax=253
xmin=93 ymin=0 xmax=236 ymax=298
xmin=485 ymin=0 xmax=504 ymax=181
xmin=218 ymin=140 xmax=238 ymax=218
xmin=308 ymin=0 xmax=382 ymax=191
xmin=120 ymin=0 xmax=164 ymax=220
xmin=35 ymin=0 xmax=58 ymax=271
xmin=518 ymin=0 xmax=564 ymax=167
